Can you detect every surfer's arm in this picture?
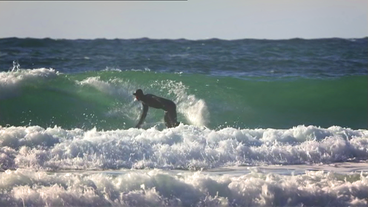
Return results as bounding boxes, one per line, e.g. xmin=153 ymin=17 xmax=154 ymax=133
xmin=135 ymin=104 xmax=148 ymax=128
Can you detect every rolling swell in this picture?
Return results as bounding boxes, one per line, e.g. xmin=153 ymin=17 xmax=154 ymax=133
xmin=1 ymin=68 xmax=366 ymax=130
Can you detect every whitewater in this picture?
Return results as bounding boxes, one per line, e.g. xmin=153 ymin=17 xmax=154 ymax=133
xmin=1 ymin=123 xmax=368 ymax=206
xmin=0 ymin=37 xmax=367 ymax=206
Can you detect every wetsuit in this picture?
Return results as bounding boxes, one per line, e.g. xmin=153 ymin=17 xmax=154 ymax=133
xmin=134 ymin=89 xmax=179 ymax=128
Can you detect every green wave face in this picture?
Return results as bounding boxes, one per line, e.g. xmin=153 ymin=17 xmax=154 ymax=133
xmin=1 ymin=69 xmax=367 ymax=130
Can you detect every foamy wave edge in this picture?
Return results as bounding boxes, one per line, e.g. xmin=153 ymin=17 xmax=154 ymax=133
xmin=1 ymin=125 xmax=367 ymax=171
xmin=0 ymin=168 xmax=367 ymax=207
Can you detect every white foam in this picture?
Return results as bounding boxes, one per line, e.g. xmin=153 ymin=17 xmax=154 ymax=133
xmin=0 ymin=125 xmax=367 ymax=171
xmin=0 ymin=168 xmax=367 ymax=207
xmin=1 ymin=124 xmax=367 ymax=206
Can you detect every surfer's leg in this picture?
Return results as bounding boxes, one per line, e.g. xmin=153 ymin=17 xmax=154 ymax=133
xmin=164 ymin=103 xmax=179 ymax=128
xmin=164 ymin=111 xmax=171 ymax=128
xmin=167 ymin=107 xmax=179 ymax=128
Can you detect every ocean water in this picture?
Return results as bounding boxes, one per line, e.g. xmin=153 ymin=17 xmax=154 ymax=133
xmin=0 ymin=37 xmax=367 ymax=206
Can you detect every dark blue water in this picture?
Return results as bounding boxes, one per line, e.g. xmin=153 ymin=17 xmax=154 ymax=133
xmin=1 ymin=37 xmax=367 ymax=77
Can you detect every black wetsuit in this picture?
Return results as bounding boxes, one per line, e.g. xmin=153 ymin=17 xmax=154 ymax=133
xmin=135 ymin=93 xmax=179 ymax=128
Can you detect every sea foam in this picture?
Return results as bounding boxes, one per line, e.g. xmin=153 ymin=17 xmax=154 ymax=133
xmin=0 ymin=168 xmax=367 ymax=207
xmin=1 ymin=125 xmax=367 ymax=171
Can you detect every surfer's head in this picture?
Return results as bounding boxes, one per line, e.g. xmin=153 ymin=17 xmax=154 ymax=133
xmin=133 ymin=89 xmax=144 ymax=100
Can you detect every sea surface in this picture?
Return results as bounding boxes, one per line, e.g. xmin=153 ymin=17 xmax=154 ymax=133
xmin=0 ymin=37 xmax=367 ymax=206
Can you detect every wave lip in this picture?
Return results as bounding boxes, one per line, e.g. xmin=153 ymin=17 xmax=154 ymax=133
xmin=0 ymin=68 xmax=58 ymax=99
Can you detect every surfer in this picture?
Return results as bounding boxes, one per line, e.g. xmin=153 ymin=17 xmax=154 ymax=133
xmin=133 ymin=89 xmax=180 ymax=128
